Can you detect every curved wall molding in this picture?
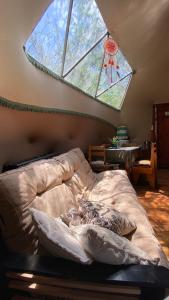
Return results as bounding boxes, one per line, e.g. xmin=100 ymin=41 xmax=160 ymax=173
xmin=0 ymin=95 xmax=115 ymax=128
xmin=24 ymin=50 xmax=120 ymax=112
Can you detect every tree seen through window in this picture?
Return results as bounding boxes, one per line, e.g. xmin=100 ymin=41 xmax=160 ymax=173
xmin=25 ymin=0 xmax=133 ymax=110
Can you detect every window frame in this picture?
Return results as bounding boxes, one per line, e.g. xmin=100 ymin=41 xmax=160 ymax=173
xmin=24 ymin=0 xmax=134 ymax=111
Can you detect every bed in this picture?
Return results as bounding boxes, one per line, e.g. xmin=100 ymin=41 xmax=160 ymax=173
xmin=0 ymin=148 xmax=169 ymax=300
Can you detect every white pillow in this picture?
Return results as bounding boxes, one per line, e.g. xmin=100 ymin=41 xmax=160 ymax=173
xmin=30 ymin=208 xmax=92 ymax=264
xmin=71 ymin=224 xmax=159 ymax=266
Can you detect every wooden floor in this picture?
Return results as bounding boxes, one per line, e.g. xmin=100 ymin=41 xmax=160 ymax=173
xmin=135 ymin=169 xmax=169 ymax=260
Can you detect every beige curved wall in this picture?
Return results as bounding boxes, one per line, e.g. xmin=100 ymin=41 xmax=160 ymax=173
xmin=0 ymin=105 xmax=115 ymax=169
xmin=0 ymin=41 xmax=120 ymax=125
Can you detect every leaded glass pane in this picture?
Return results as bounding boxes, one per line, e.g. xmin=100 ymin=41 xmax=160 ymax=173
xmin=63 ymin=0 xmax=106 ymax=75
xmin=97 ymin=75 xmax=132 ymax=110
xmin=97 ymin=49 xmax=132 ymax=95
xmin=25 ymin=0 xmax=70 ymax=76
xmin=24 ymin=0 xmax=133 ymax=110
xmin=65 ymin=41 xmax=104 ymax=97
xmin=116 ymin=50 xmax=132 ymax=77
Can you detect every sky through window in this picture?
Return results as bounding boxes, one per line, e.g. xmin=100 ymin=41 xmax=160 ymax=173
xmin=25 ymin=0 xmax=133 ymax=110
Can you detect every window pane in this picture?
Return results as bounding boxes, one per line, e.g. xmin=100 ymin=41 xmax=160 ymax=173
xmin=97 ymin=75 xmax=132 ymax=110
xmin=116 ymin=50 xmax=132 ymax=77
xmin=65 ymin=41 xmax=104 ymax=97
xmin=25 ymin=0 xmax=70 ymax=76
xmin=24 ymin=0 xmax=133 ymax=111
xmin=63 ymin=0 xmax=106 ymax=75
xmin=97 ymin=49 xmax=132 ymax=95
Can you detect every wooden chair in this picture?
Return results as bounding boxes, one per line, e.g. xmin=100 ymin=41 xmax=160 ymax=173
xmin=88 ymin=145 xmax=117 ymax=172
xmin=132 ymin=142 xmax=157 ymax=188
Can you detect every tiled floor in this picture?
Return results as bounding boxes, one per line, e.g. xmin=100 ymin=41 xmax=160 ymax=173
xmin=135 ymin=169 xmax=169 ymax=260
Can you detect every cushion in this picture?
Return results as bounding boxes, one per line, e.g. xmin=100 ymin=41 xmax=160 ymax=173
xmin=71 ymin=224 xmax=159 ymax=266
xmin=0 ymin=148 xmax=93 ymax=253
xmin=61 ymin=199 xmax=136 ymax=236
xmin=136 ymin=160 xmax=151 ymax=166
xmin=30 ymin=208 xmax=92 ymax=264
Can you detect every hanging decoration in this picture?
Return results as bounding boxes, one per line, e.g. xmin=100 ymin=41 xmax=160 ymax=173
xmin=103 ymin=33 xmax=120 ymax=83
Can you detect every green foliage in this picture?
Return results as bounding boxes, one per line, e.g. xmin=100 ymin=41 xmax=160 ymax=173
xmin=64 ymin=0 xmax=106 ymax=74
xmin=65 ymin=41 xmax=104 ymax=96
xmin=98 ymin=75 xmax=132 ymax=110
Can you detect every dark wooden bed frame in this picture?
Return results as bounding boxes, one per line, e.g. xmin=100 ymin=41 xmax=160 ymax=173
xmin=1 ymin=254 xmax=169 ymax=300
xmin=0 ymin=153 xmax=169 ymax=300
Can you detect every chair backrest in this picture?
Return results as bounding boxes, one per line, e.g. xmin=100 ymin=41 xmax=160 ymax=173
xmin=150 ymin=142 xmax=157 ymax=169
xmin=88 ymin=145 xmax=106 ymax=164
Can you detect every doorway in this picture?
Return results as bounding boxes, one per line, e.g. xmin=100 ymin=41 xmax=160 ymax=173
xmin=154 ymin=103 xmax=169 ymax=168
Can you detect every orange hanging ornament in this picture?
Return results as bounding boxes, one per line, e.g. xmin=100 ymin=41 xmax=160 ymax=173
xmin=103 ymin=34 xmax=119 ymax=83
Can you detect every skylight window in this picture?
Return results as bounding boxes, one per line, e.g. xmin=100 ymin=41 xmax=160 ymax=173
xmin=25 ymin=0 xmax=133 ymax=110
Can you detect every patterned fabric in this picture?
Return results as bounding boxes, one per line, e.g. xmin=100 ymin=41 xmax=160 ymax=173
xmin=71 ymin=224 xmax=159 ymax=266
xmin=61 ymin=199 xmax=136 ymax=236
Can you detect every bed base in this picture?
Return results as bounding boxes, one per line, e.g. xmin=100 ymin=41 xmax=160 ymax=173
xmin=1 ymin=254 xmax=169 ymax=300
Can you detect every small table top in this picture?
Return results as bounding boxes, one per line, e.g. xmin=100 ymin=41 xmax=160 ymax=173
xmin=106 ymin=146 xmax=140 ymax=151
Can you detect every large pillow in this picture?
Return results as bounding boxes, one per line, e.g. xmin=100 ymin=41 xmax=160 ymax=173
xmin=0 ymin=155 xmax=78 ymax=253
xmin=71 ymin=224 xmax=159 ymax=266
xmin=61 ymin=199 xmax=136 ymax=236
xmin=30 ymin=208 xmax=92 ymax=264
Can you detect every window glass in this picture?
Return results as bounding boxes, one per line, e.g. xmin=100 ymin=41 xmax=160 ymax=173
xmin=63 ymin=0 xmax=106 ymax=75
xmin=65 ymin=41 xmax=104 ymax=97
xmin=97 ymin=75 xmax=132 ymax=110
xmin=97 ymin=49 xmax=132 ymax=95
xmin=24 ymin=0 xmax=133 ymax=110
xmin=25 ymin=0 xmax=70 ymax=76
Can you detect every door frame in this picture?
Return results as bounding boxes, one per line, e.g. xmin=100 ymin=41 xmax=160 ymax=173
xmin=153 ymin=103 xmax=169 ymax=168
